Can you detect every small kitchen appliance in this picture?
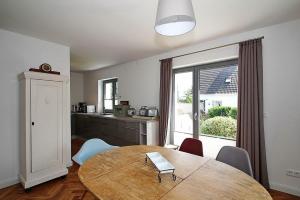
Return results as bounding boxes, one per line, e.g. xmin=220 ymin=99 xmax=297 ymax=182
xmin=78 ymin=102 xmax=87 ymax=113
xmin=114 ymin=105 xmax=129 ymax=117
xmin=146 ymin=107 xmax=158 ymax=117
xmin=71 ymin=105 xmax=78 ymax=112
xmin=139 ymin=106 xmax=148 ymax=116
xmin=127 ymin=108 xmax=136 ymax=116
xmin=87 ymin=105 xmax=96 ymax=113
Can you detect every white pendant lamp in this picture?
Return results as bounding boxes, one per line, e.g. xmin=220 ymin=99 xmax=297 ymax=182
xmin=155 ymin=0 xmax=196 ymax=36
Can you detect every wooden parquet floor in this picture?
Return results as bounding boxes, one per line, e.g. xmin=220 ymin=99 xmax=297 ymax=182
xmin=0 ymin=138 xmax=299 ymax=200
xmin=0 ymin=139 xmax=97 ymax=200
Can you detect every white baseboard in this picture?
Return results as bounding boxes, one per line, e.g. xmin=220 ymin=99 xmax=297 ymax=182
xmin=270 ymin=182 xmax=300 ymax=197
xmin=0 ymin=177 xmax=19 ymax=189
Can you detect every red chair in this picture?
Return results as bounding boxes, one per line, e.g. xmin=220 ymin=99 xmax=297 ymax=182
xmin=179 ymin=138 xmax=203 ymax=156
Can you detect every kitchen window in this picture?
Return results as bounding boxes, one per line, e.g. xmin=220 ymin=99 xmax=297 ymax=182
xmin=102 ymin=78 xmax=118 ymax=113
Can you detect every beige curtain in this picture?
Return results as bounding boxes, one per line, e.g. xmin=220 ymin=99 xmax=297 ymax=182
xmin=159 ymin=58 xmax=173 ymax=146
xmin=237 ymin=39 xmax=269 ymax=188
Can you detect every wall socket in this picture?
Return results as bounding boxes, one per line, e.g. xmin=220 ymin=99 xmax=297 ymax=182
xmin=286 ymin=169 xmax=300 ymax=178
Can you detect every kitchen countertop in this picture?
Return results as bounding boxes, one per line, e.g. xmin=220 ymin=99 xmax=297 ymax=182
xmin=72 ymin=112 xmax=158 ymax=122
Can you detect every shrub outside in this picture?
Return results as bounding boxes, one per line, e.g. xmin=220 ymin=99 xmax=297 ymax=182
xmin=207 ymin=106 xmax=237 ymax=119
xmin=200 ymin=116 xmax=237 ymax=139
xmin=208 ymin=106 xmax=231 ymax=118
xmin=229 ymin=107 xmax=237 ymax=119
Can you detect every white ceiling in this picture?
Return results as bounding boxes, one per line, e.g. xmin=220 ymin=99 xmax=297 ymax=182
xmin=1 ymin=0 xmax=300 ymax=71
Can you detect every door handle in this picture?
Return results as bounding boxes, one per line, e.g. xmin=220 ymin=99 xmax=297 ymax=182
xmin=32 ymin=122 xmax=35 ymax=126
xmin=193 ymin=112 xmax=198 ymax=121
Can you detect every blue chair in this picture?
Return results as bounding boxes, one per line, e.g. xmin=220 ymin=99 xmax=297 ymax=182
xmin=72 ymin=138 xmax=117 ymax=165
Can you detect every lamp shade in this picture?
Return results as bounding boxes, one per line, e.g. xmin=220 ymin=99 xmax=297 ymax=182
xmin=155 ymin=0 xmax=196 ymax=36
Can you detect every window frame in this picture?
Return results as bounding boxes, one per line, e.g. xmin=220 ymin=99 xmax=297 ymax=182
xmin=170 ymin=59 xmax=238 ymax=144
xmin=102 ymin=78 xmax=118 ymax=113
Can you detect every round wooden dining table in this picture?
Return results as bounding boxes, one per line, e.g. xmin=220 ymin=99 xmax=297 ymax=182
xmin=78 ymin=145 xmax=272 ymax=200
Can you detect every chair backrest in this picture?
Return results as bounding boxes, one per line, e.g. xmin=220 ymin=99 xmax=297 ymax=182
xmin=216 ymin=146 xmax=253 ymax=177
xmin=72 ymin=138 xmax=117 ymax=165
xmin=179 ymin=138 xmax=203 ymax=156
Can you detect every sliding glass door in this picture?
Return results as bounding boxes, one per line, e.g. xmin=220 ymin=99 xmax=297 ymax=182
xmin=171 ymin=59 xmax=238 ymax=157
xmin=171 ymin=70 xmax=194 ymax=145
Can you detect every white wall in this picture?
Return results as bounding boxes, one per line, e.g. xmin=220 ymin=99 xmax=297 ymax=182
xmin=0 ymin=29 xmax=70 ymax=189
xmin=70 ymin=72 xmax=84 ymax=106
xmin=84 ymin=19 xmax=300 ymax=196
xmin=84 ymin=60 xmax=160 ymax=111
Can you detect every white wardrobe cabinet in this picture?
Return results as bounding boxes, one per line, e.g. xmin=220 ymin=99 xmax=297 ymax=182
xmin=19 ymin=72 xmax=69 ymax=189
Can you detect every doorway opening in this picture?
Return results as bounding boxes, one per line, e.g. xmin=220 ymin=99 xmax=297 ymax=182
xmin=171 ymin=59 xmax=238 ymax=158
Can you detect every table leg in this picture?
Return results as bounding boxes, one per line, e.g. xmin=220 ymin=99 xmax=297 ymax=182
xmin=158 ymin=173 xmax=161 ymax=183
xmin=172 ymin=173 xmax=176 ymax=181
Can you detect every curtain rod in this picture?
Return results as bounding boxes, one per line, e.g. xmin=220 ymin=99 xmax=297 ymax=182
xmin=160 ymin=36 xmax=264 ymax=61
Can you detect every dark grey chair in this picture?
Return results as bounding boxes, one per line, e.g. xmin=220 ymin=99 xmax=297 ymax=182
xmin=216 ymin=146 xmax=253 ymax=177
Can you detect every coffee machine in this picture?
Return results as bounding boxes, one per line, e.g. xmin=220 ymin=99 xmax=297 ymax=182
xmin=78 ymin=102 xmax=87 ymax=113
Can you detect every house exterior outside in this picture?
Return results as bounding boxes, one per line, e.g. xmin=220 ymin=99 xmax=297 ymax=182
xmin=199 ymin=65 xmax=238 ymax=114
xmin=174 ymin=64 xmax=238 ymax=134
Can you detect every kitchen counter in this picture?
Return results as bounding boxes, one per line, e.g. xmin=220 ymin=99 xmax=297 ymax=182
xmin=72 ymin=112 xmax=158 ymax=122
xmin=71 ymin=112 xmax=159 ymax=146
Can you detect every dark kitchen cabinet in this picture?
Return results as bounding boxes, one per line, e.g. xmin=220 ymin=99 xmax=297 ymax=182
xmin=71 ymin=114 xmax=158 ymax=146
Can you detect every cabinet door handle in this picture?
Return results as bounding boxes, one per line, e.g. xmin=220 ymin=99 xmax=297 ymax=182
xmin=32 ymin=122 xmax=35 ymax=126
